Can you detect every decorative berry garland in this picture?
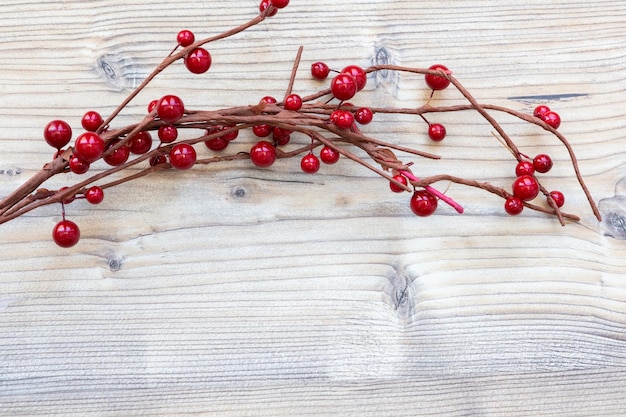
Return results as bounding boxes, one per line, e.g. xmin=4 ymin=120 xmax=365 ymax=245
xmin=0 ymin=1 xmax=602 ymax=247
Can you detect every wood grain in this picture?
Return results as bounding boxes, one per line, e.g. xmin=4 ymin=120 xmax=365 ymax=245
xmin=1 ymin=1 xmax=626 ymax=416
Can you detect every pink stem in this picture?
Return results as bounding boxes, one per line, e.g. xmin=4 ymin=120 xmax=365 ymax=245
xmin=400 ymin=170 xmax=464 ymax=214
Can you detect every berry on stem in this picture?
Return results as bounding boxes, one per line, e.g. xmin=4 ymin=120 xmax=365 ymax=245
xmin=330 ymin=73 xmax=358 ymax=101
xmin=428 ymin=123 xmax=446 ymax=141
xmin=184 ymin=47 xmax=212 ymax=74
xmin=389 ymin=174 xmax=408 ymax=193
xmin=85 ymin=186 xmax=104 ymax=204
xmin=533 ymin=154 xmax=553 ymax=173
xmin=81 ymin=111 xmax=103 ymax=132
xmin=515 ymin=160 xmax=535 ymax=177
xmin=158 ymin=125 xmax=178 ymax=143
xmin=425 ymin=64 xmax=451 ymax=90
xmin=354 ymin=107 xmax=373 ymax=125
xmin=128 ymin=131 xmax=153 ymax=155
xmin=549 ymin=190 xmax=565 ymax=208
xmin=43 ymin=120 xmax=72 ymax=149
xmin=169 ymin=143 xmax=196 ymax=170
xmin=543 ymin=111 xmax=561 ymax=129
xmin=157 ymin=95 xmax=185 ymax=123
xmin=73 ymin=132 xmax=105 ymax=163
xmin=341 ymin=65 xmax=367 ymax=91
xmin=253 ymin=124 xmax=272 ymax=137
xmin=319 ymin=145 xmax=340 ymax=164
xmin=103 ymin=139 xmax=130 ymax=166
xmin=331 ymin=109 xmax=354 ymax=129
xmin=533 ymin=105 xmax=550 ymax=119
xmin=177 ymin=29 xmax=195 ymax=47
xmin=259 ymin=96 xmax=277 ymax=105
xmin=52 ymin=219 xmax=80 ymax=248
xmin=311 ymin=62 xmax=330 ymax=80
xmin=410 ymin=190 xmax=438 ymax=216
xmin=512 ymin=175 xmax=539 ymax=201
xmin=69 ymin=156 xmax=90 ymax=174
xmin=272 ymin=127 xmax=291 ymax=146
xmin=300 ymin=153 xmax=320 ymax=174
xmin=284 ymin=93 xmax=302 ymax=111
xmin=504 ymin=196 xmax=524 ymax=215
xmin=250 ymin=141 xmax=276 ymax=167
xmin=270 ymin=0 xmax=289 ymax=8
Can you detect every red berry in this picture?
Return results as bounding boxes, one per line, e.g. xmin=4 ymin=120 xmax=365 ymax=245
xmin=331 ymin=109 xmax=354 ymax=129
xmin=533 ymin=105 xmax=550 ymax=119
xmin=219 ymin=125 xmax=239 ymax=141
xmin=515 ymin=160 xmax=535 ymax=177
xmin=270 ymin=0 xmax=289 ymax=8
xmin=543 ymin=111 xmax=561 ymax=129
xmin=259 ymin=0 xmax=278 ymax=16
xmin=330 ymin=73 xmax=358 ymax=101
xmin=341 ymin=65 xmax=367 ymax=91
xmin=184 ymin=47 xmax=212 ymax=74
xmin=533 ymin=154 xmax=553 ymax=173
xmin=69 ymin=156 xmax=90 ymax=174
xmin=177 ymin=29 xmax=195 ymax=47
xmin=128 ymin=131 xmax=153 ymax=155
xmin=319 ymin=146 xmax=340 ymax=164
xmin=354 ymin=107 xmax=373 ymax=125
xmin=43 ymin=120 xmax=72 ymax=149
xmin=52 ymin=219 xmax=80 ymax=248
xmin=272 ymin=127 xmax=291 ymax=146
xmin=85 ymin=186 xmax=104 ymax=204
xmin=169 ymin=143 xmax=196 ymax=170
xmin=410 ymin=190 xmax=438 ymax=216
xmin=512 ymin=175 xmax=539 ymax=201
xmin=549 ymin=190 xmax=565 ymax=208
xmin=311 ymin=62 xmax=330 ymax=80
xmin=259 ymin=96 xmax=277 ymax=105
xmin=250 ymin=141 xmax=276 ymax=168
xmin=157 ymin=95 xmax=185 ymax=123
xmin=253 ymin=124 xmax=272 ymax=137
xmin=73 ymin=132 xmax=105 ymax=162
xmin=158 ymin=125 xmax=178 ymax=143
xmin=204 ymin=136 xmax=229 ymax=151
xmin=150 ymin=155 xmax=167 ymax=166
xmin=284 ymin=94 xmax=302 ymax=111
xmin=147 ymin=99 xmax=158 ymax=113
xmin=103 ymin=139 xmax=130 ymax=166
xmin=428 ymin=123 xmax=446 ymax=141
xmin=300 ymin=153 xmax=320 ymax=174
xmin=425 ymin=64 xmax=451 ymax=90
xmin=504 ymin=196 xmax=524 ymax=215
xmin=389 ymin=174 xmax=408 ymax=193
xmin=81 ymin=111 xmax=103 ymax=132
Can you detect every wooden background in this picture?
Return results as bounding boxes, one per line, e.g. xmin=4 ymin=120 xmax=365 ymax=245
xmin=1 ymin=1 xmax=625 ymax=415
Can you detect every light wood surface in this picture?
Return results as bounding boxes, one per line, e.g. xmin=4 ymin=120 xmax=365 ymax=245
xmin=1 ymin=1 xmax=626 ymax=416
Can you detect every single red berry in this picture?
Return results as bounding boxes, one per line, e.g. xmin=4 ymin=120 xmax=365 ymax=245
xmin=52 ymin=219 xmax=80 ymax=248
xmin=331 ymin=109 xmax=354 ymax=129
xmin=319 ymin=146 xmax=340 ymax=164
xmin=311 ymin=62 xmax=330 ymax=80
xmin=341 ymin=65 xmax=367 ymax=91
xmin=169 ymin=143 xmax=196 ymax=170
xmin=128 ymin=131 xmax=153 ymax=155
xmin=533 ymin=105 xmax=550 ymax=119
xmin=270 ymin=0 xmax=289 ymax=8
xmin=259 ymin=95 xmax=277 ymax=105
xmin=425 ymin=64 xmax=451 ymax=90
xmin=549 ymin=190 xmax=565 ymax=208
xmin=515 ymin=160 xmax=535 ymax=177
xmin=512 ymin=175 xmax=540 ymax=201
xmin=250 ymin=141 xmax=277 ymax=168
xmin=85 ymin=186 xmax=104 ymax=204
xmin=219 ymin=125 xmax=239 ymax=141
xmin=272 ymin=127 xmax=291 ymax=146
xmin=253 ymin=124 xmax=272 ymax=137
xmin=330 ymin=73 xmax=358 ymax=101
xmin=43 ymin=120 xmax=72 ymax=149
xmin=73 ymin=132 xmax=105 ymax=162
xmin=410 ymin=190 xmax=438 ymax=216
xmin=150 ymin=155 xmax=168 ymax=166
xmin=300 ymin=153 xmax=320 ymax=174
xmin=259 ymin=0 xmax=278 ymax=15
xmin=147 ymin=99 xmax=158 ymax=113
xmin=158 ymin=125 xmax=178 ymax=143
xmin=103 ymin=139 xmax=130 ymax=166
xmin=157 ymin=95 xmax=185 ymax=123
xmin=177 ymin=29 xmax=195 ymax=47
xmin=205 ymin=136 xmax=229 ymax=151
xmin=184 ymin=47 xmax=212 ymax=74
xmin=504 ymin=196 xmax=524 ymax=215
xmin=533 ymin=154 xmax=553 ymax=173
xmin=69 ymin=156 xmax=90 ymax=174
xmin=389 ymin=174 xmax=408 ymax=193
xmin=284 ymin=94 xmax=302 ymax=111
xmin=543 ymin=111 xmax=561 ymax=129
xmin=81 ymin=111 xmax=103 ymax=132
xmin=354 ymin=107 xmax=373 ymax=125
xmin=428 ymin=123 xmax=446 ymax=141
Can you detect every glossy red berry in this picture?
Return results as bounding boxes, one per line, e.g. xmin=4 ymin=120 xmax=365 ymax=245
xmin=425 ymin=64 xmax=451 ymax=90
xmin=533 ymin=154 xmax=553 ymax=173
xmin=354 ymin=107 xmax=373 ymax=125
xmin=157 ymin=95 xmax=185 ymax=123
xmin=81 ymin=111 xmax=103 ymax=132
xmin=103 ymin=139 xmax=130 ymax=166
xmin=533 ymin=105 xmax=550 ymax=119
xmin=504 ymin=196 xmax=524 ymax=215
xmin=410 ymin=190 xmax=438 ymax=217
xmin=512 ymin=175 xmax=539 ymax=201
xmin=341 ymin=65 xmax=367 ymax=91
xmin=259 ymin=96 xmax=277 ymax=105
xmin=428 ymin=123 xmax=446 ymax=141
xmin=128 ymin=131 xmax=153 ymax=155
xmin=515 ymin=160 xmax=535 ymax=177
xmin=270 ymin=0 xmax=289 ymax=8
xmin=43 ymin=120 xmax=72 ymax=149
xmin=147 ymin=99 xmax=158 ymax=113
xmin=259 ymin=0 xmax=278 ymax=16
xmin=74 ymin=132 xmax=105 ymax=162
xmin=330 ymin=73 xmax=358 ymax=101
xmin=331 ymin=109 xmax=354 ymax=129
xmin=250 ymin=141 xmax=276 ymax=168
xmin=184 ymin=47 xmax=212 ymax=74
xmin=389 ymin=174 xmax=408 ymax=193
xmin=284 ymin=94 xmax=302 ymax=111
xmin=204 ymin=136 xmax=229 ymax=151
xmin=319 ymin=146 xmax=340 ymax=164
xmin=85 ymin=186 xmax=104 ymax=204
xmin=549 ymin=190 xmax=565 ymax=208
xmin=253 ymin=124 xmax=272 ymax=137
xmin=311 ymin=62 xmax=330 ymax=80
xmin=177 ymin=29 xmax=195 ymax=47
xmin=272 ymin=127 xmax=291 ymax=146
xmin=52 ymin=219 xmax=80 ymax=248
xmin=543 ymin=111 xmax=561 ymax=129
xmin=158 ymin=125 xmax=178 ymax=143
xmin=169 ymin=143 xmax=196 ymax=170
xmin=69 ymin=156 xmax=90 ymax=174
xmin=300 ymin=153 xmax=320 ymax=174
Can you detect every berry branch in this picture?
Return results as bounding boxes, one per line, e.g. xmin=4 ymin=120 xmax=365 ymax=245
xmin=0 ymin=0 xmax=601 ymax=248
